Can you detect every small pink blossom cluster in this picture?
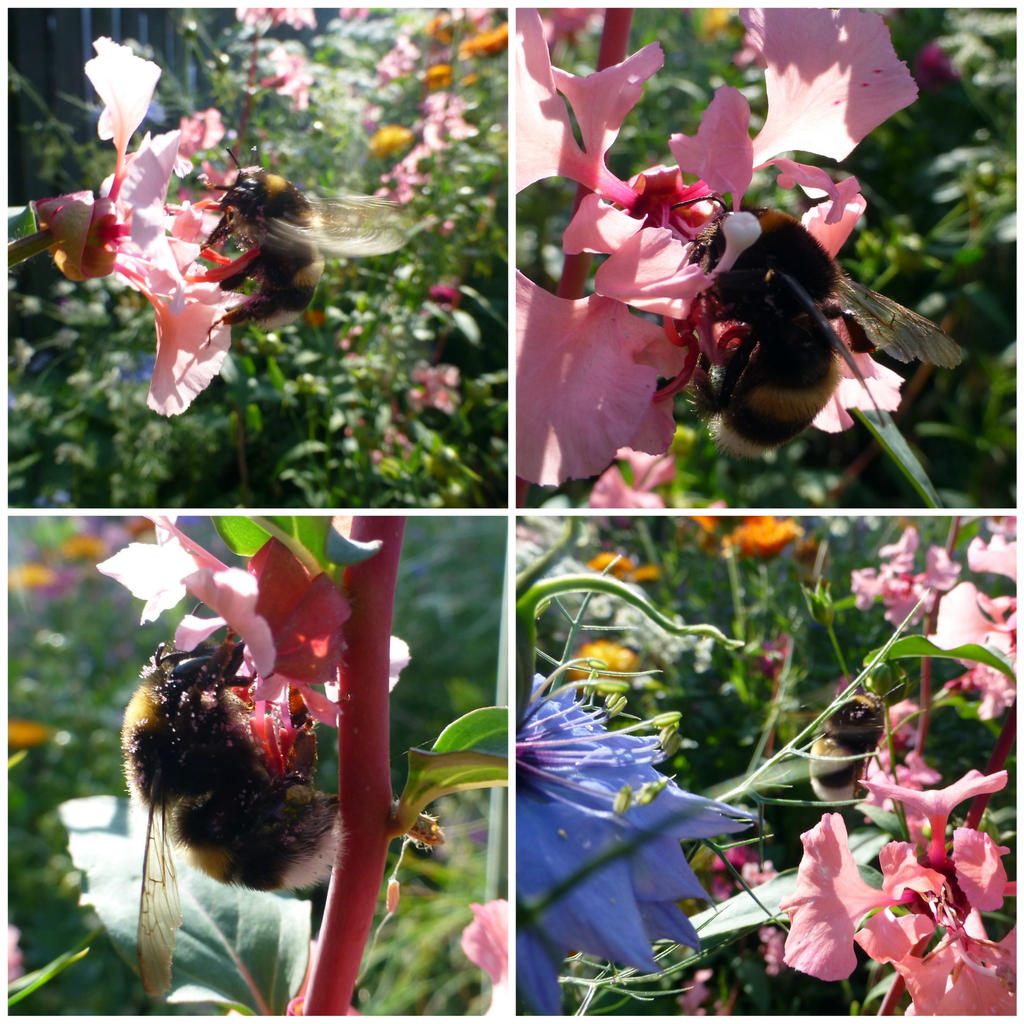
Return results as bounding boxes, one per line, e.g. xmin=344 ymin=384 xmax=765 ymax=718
xmin=408 ymin=361 xmax=461 ymax=415
xmin=852 ymin=521 xmax=1017 ymax=720
xmin=780 ymin=771 xmax=1014 ymax=1014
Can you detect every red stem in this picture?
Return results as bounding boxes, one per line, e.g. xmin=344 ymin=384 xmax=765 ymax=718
xmin=304 ymin=516 xmax=405 ymax=1014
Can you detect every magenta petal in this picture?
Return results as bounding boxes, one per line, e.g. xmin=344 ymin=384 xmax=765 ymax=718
xmin=516 ymin=274 xmax=674 ymax=485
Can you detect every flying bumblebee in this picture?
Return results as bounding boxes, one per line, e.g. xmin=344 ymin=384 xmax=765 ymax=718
xmin=201 ymin=151 xmax=408 ymax=334
xmin=685 ymin=203 xmax=963 ymax=457
xmin=808 ymin=693 xmax=886 ymax=802
xmin=121 ymin=638 xmax=340 ymax=996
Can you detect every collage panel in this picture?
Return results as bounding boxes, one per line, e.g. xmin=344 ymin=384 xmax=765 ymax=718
xmin=9 ymin=9 xmax=508 ymax=509
xmin=514 ymin=514 xmax=1016 ymax=1014
xmin=514 ymin=9 xmax=1014 ymax=509
xmin=8 ymin=514 xmax=508 ymax=1013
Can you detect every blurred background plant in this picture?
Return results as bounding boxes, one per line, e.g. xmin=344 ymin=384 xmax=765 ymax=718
xmin=518 ymin=8 xmax=1014 ymax=508
xmin=8 ymin=514 xmax=507 ymax=1014
xmin=514 ymin=514 xmax=1015 ymax=1014
xmin=9 ymin=9 xmax=508 ymax=508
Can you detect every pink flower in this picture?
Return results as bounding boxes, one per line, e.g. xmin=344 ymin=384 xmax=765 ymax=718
xmin=779 ymin=813 xmax=896 ymax=981
xmin=516 ymin=8 xmax=923 ymax=486
xmin=589 ymin=448 xmax=675 ymax=508
xmin=97 ymin=517 xmax=351 ymax=724
xmin=407 ymin=362 xmax=461 ymax=415
xmin=461 ymin=899 xmax=509 ymax=1015
xmin=850 ymin=526 xmax=960 ymax=627
xmin=516 ymin=274 xmax=687 ymax=485
xmin=31 ymin=37 xmax=240 ymax=415
xmin=782 ymin=772 xmax=1014 ymax=1012
xmin=262 ymin=45 xmax=314 ymax=111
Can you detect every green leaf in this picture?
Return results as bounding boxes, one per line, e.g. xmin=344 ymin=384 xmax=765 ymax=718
xmin=7 ymin=941 xmax=93 ymax=1006
xmin=869 ymin=635 xmax=1016 ymax=679
xmin=59 ymin=796 xmax=312 ymax=1012
xmin=394 ymin=707 xmax=507 ymax=833
xmin=214 ymin=516 xmax=272 ymax=556
xmin=432 ymin=705 xmax=507 ymax=757
xmin=855 ymin=409 xmax=942 ymax=507
xmin=323 ymin=522 xmax=383 ymax=566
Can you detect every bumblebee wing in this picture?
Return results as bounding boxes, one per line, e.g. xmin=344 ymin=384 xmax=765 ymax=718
xmin=836 ymin=278 xmax=962 ymax=367
xmin=137 ymin=796 xmax=182 ymax=997
xmin=266 ymin=194 xmax=409 ymax=258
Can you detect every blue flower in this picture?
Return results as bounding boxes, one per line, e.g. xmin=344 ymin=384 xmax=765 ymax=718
xmin=517 ymin=675 xmax=751 ymax=1014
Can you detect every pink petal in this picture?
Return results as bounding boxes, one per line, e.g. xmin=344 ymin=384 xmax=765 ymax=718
xmin=147 ymin=283 xmax=232 ymax=416
xmin=515 ymin=274 xmax=679 ymax=485
xmin=563 ymin=194 xmax=643 ymax=255
xmin=779 ymin=814 xmax=888 ymax=980
xmin=743 ymin=9 xmax=918 ymax=165
xmin=967 ymin=534 xmax=1017 ymax=582
xmin=593 ymin=227 xmax=709 ymax=319
xmin=668 ymin=86 xmax=754 ymax=199
xmin=953 ymin=828 xmax=1010 ymax=912
xmin=855 ymin=908 xmax=934 ymax=966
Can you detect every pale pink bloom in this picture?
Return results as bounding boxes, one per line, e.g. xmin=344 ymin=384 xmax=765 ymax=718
xmin=377 ymin=34 xmax=421 ymax=85
xmin=679 ymin=966 xmax=713 ymax=1014
xmin=408 ymin=362 xmax=461 ymax=415
xmin=177 ymin=108 xmax=227 ymax=161
xmin=850 ymin=526 xmax=960 ymax=627
xmin=263 ymin=45 xmax=313 ymax=111
xmin=967 ymin=531 xmax=1017 ymax=581
xmin=589 ymin=448 xmax=674 ymax=508
xmin=461 ymin=900 xmax=509 ymax=1015
xmin=779 ymin=813 xmax=896 ymax=981
xmin=237 ymin=8 xmax=316 ymax=31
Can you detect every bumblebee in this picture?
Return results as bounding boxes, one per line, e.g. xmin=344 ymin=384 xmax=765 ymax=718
xmin=121 ymin=638 xmax=340 ymax=996
xmin=809 ymin=693 xmax=885 ymax=802
xmin=202 ymin=152 xmax=408 ymax=334
xmin=686 ymin=205 xmax=963 ymax=456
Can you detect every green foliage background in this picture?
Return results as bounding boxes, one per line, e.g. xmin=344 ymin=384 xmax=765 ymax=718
xmin=517 ymin=514 xmax=1015 ymax=1015
xmin=8 ymin=515 xmax=507 ymax=1015
xmin=518 ymin=9 xmax=1014 ymax=508
xmin=9 ymin=9 xmax=508 ymax=508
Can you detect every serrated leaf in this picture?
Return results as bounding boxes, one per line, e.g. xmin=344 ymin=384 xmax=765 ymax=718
xmin=59 ymin=796 xmax=312 ymax=1012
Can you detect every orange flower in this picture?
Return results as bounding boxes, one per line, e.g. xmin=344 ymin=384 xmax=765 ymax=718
xmin=629 ymin=564 xmax=661 ymax=583
xmin=725 ymin=516 xmax=802 ymax=558
xmin=570 ymin=640 xmax=639 ymax=681
xmin=459 ymin=23 xmax=509 ymax=59
xmin=369 ymin=124 xmax=415 ymax=160
xmin=8 ymin=564 xmax=58 ymax=589
xmin=425 ymin=14 xmax=455 ymax=43
xmin=9 ymin=719 xmax=50 ymax=748
xmin=426 ymin=63 xmax=453 ymax=90
xmin=587 ymin=552 xmax=636 ymax=578
xmin=60 ymin=534 xmax=106 ymax=561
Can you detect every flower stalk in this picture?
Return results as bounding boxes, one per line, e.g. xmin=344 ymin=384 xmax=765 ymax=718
xmin=304 ymin=516 xmax=405 ymax=1014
